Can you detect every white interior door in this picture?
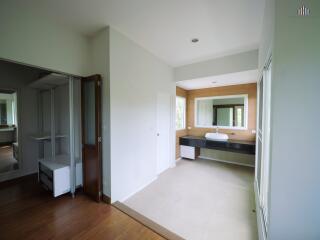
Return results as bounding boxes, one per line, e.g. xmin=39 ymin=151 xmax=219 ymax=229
xmin=156 ymin=93 xmax=171 ymax=175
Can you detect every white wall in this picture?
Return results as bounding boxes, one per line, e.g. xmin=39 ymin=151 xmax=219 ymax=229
xmin=55 ymin=85 xmax=70 ymax=156
xmin=0 ymin=0 xmax=89 ymax=76
xmin=174 ymin=49 xmax=258 ymax=82
xmin=88 ymin=27 xmax=175 ymax=201
xmin=258 ymin=0 xmax=275 ymax=71
xmin=0 ymin=61 xmax=40 ymax=182
xmin=18 ymin=88 xmax=39 ymax=176
xmin=267 ymin=1 xmax=320 ymax=239
xmin=109 ymin=27 xmax=175 ymax=202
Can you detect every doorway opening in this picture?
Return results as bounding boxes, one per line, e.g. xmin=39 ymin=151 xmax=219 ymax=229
xmin=116 ymin=73 xmax=259 ymax=240
xmin=0 ymin=59 xmax=102 ymax=202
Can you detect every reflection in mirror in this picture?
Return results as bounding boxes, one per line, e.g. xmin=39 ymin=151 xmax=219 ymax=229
xmin=0 ymin=102 xmax=7 ymax=124
xmin=0 ymin=90 xmax=19 ymax=174
xmin=196 ymin=95 xmax=247 ymax=129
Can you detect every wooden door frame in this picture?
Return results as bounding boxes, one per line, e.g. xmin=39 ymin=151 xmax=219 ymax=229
xmin=81 ymin=74 xmax=102 ymax=202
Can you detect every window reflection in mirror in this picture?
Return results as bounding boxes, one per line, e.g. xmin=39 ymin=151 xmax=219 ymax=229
xmin=195 ymin=95 xmax=248 ymax=129
xmin=0 ymin=92 xmax=17 ymax=127
xmin=176 ymin=96 xmax=186 ymax=130
xmin=0 ymin=102 xmax=7 ymax=125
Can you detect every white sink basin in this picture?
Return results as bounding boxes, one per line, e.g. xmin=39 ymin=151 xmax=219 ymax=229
xmin=205 ymin=132 xmax=229 ymax=141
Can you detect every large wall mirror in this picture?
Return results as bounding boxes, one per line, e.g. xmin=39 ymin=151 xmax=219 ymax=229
xmin=195 ymin=94 xmax=248 ymax=129
xmin=0 ymin=90 xmax=19 ymax=174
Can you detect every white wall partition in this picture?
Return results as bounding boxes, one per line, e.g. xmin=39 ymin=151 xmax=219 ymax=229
xmin=0 ymin=0 xmax=89 ymax=76
xmin=174 ymin=50 xmax=258 ymax=82
xmin=109 ymin=28 xmax=175 ymax=202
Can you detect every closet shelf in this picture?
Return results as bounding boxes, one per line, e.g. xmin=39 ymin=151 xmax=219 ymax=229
xmin=31 ymin=134 xmax=67 ymax=141
xmin=29 ymin=73 xmax=69 ymax=89
xmin=39 ymin=155 xmax=81 ymax=170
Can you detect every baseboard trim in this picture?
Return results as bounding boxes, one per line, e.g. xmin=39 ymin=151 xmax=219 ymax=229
xmin=102 ymin=194 xmax=111 ymax=204
xmin=0 ymin=169 xmax=38 ymax=183
xmin=170 ymin=160 xmax=177 ymax=168
xmin=113 ymin=201 xmax=185 ymax=240
xmin=198 ymin=155 xmax=255 ymax=168
xmin=120 ymin=176 xmax=158 ymax=203
xmin=0 ymin=141 xmax=14 ymax=147
xmin=254 ymin=180 xmax=267 ymax=240
xmin=0 ymin=173 xmax=37 ymax=187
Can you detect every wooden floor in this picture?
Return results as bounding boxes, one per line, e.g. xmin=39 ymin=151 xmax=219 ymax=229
xmin=0 ymin=145 xmax=18 ymax=173
xmin=0 ymin=174 xmax=165 ymax=240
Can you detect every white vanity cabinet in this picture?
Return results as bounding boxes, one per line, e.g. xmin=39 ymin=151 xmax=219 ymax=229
xmin=180 ymin=145 xmax=200 ymax=160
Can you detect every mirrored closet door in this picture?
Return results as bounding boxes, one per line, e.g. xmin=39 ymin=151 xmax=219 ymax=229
xmin=0 ymin=89 xmax=19 ymax=174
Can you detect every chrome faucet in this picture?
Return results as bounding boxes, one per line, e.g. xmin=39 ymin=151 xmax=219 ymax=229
xmin=215 ymin=127 xmax=219 ymax=133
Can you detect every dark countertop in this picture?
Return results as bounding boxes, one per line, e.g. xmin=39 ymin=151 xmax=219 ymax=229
xmin=180 ymin=135 xmax=255 ymax=145
xmin=179 ymin=135 xmax=256 ymax=155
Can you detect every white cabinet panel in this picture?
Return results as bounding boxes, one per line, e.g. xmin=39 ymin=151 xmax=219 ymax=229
xmin=181 ymin=145 xmax=196 ymax=159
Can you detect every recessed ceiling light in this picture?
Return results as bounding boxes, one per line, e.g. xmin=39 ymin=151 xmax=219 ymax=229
xmin=297 ymin=4 xmax=310 ymax=16
xmin=191 ymin=38 xmax=199 ymax=43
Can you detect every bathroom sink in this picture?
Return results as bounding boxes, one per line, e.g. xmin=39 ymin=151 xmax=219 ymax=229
xmin=205 ymin=132 xmax=229 ymax=141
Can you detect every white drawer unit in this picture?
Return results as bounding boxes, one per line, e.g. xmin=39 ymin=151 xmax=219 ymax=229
xmin=180 ymin=145 xmax=200 ymax=160
xmin=39 ymin=156 xmax=82 ymax=197
xmin=39 ymin=159 xmax=70 ymax=197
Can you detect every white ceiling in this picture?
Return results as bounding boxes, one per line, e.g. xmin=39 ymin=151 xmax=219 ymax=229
xmin=18 ymin=0 xmax=266 ymax=67
xmin=176 ymin=70 xmax=258 ymax=90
